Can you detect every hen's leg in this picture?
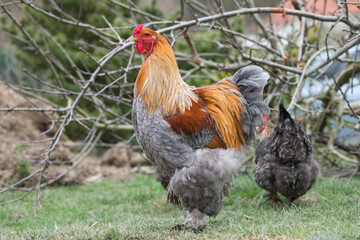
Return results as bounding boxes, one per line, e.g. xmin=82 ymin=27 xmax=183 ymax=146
xmin=265 ymin=192 xmax=282 ymax=207
xmin=171 ymin=209 xmax=206 ymax=231
xmin=286 ymin=197 xmax=294 ymax=206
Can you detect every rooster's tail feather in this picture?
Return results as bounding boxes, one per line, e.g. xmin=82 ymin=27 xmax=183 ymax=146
xmin=230 ymin=65 xmax=270 ymax=145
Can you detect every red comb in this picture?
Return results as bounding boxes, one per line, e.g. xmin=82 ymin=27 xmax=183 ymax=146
xmin=263 ymin=115 xmax=269 ymax=121
xmin=133 ymin=24 xmax=143 ymax=37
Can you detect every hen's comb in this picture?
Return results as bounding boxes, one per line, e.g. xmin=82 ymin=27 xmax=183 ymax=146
xmin=263 ymin=115 xmax=269 ymax=122
xmin=133 ymin=24 xmax=143 ymax=37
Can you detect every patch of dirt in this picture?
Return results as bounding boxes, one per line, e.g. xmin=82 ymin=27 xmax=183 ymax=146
xmin=0 ymin=81 xmax=150 ymax=188
xmin=0 ymin=81 xmax=64 ymax=184
xmin=100 ymin=142 xmax=149 ymax=167
xmin=12 ymin=212 xmax=28 ymax=219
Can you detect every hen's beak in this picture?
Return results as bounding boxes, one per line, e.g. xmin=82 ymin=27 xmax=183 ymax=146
xmin=130 ymin=38 xmax=138 ymax=42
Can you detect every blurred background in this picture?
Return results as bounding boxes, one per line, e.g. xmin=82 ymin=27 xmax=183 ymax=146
xmin=0 ymin=0 xmax=359 ymax=196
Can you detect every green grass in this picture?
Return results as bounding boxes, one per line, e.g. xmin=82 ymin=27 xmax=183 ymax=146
xmin=0 ymin=174 xmax=359 ymax=239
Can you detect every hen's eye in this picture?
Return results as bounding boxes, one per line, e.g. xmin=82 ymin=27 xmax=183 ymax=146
xmin=144 ymin=33 xmax=150 ymax=36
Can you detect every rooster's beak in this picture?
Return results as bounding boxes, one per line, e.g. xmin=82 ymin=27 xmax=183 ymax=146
xmin=130 ymin=38 xmax=138 ymax=42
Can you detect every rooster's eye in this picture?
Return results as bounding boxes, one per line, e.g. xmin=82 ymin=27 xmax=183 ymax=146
xmin=144 ymin=33 xmax=150 ymax=36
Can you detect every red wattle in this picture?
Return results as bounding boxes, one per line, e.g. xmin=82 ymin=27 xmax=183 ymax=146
xmin=148 ymin=39 xmax=156 ymax=55
xmin=260 ymin=124 xmax=265 ymax=133
xmin=136 ymin=43 xmax=147 ymax=54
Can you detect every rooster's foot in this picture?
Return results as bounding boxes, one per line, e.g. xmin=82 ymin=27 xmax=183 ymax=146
xmin=170 ymin=222 xmax=206 ymax=231
xmin=170 ymin=208 xmax=206 ymax=231
xmin=265 ymin=193 xmax=282 ymax=207
xmin=169 ymin=223 xmax=186 ymax=231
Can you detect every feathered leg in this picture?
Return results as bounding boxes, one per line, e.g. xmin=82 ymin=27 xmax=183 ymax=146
xmin=168 ymin=148 xmax=243 ymax=231
xmin=167 ymin=166 xmax=222 ymax=231
xmin=171 ymin=208 xmax=206 ymax=231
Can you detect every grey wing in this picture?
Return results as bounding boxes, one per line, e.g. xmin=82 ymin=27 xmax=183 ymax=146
xmin=177 ymin=129 xmax=215 ymax=149
xmin=163 ymin=102 xmax=218 ymax=149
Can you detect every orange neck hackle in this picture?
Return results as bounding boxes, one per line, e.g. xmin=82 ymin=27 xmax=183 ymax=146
xmin=134 ymin=27 xmax=198 ymax=115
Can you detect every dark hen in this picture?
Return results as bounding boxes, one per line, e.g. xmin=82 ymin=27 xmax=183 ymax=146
xmin=255 ymin=104 xmax=319 ymax=205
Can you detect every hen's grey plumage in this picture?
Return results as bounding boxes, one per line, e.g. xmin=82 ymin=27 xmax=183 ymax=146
xmin=255 ymin=104 xmax=319 ymax=205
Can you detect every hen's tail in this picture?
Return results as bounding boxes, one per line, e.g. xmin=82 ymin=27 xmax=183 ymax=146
xmin=279 ymin=104 xmax=292 ymax=123
xmin=230 ymin=65 xmax=270 ymax=145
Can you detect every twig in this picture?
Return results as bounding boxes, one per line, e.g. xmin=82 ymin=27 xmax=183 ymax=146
xmin=330 ymin=72 xmax=359 ymax=119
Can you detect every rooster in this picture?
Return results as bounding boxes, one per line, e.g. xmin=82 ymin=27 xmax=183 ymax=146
xmin=255 ymin=104 xmax=319 ymax=206
xmin=131 ymin=25 xmax=269 ymax=230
